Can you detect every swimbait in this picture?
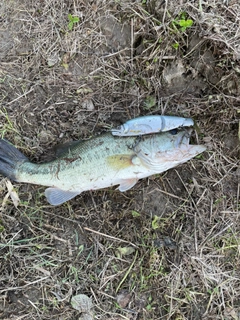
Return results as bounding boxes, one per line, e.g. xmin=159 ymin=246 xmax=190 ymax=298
xmin=111 ymin=115 xmax=194 ymax=136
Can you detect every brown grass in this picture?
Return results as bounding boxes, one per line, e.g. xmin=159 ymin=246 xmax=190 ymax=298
xmin=0 ymin=0 xmax=239 ymax=319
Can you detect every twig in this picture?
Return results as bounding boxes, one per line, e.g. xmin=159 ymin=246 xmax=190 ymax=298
xmin=84 ymin=227 xmax=139 ymax=248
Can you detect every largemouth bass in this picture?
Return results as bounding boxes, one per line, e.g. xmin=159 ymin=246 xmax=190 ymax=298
xmin=0 ymin=129 xmax=206 ymax=205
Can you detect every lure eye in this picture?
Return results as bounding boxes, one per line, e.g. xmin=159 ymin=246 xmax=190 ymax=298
xmin=169 ymin=128 xmax=178 ymax=135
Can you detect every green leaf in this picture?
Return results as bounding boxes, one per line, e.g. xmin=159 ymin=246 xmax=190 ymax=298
xmin=131 ymin=210 xmax=141 ymax=217
xmin=72 ymin=16 xmax=79 ymax=23
xmin=144 ymin=96 xmax=156 ymax=110
xmin=152 ymin=215 xmax=160 ymax=230
xmin=67 ymin=14 xmax=80 ymax=31
xmin=68 ymin=22 xmax=73 ymax=31
xmin=180 ymin=12 xmax=187 ymax=20
xmin=146 ymin=302 xmax=152 ymax=311
xmin=116 ymin=246 xmax=135 ymax=257
xmin=172 ymin=42 xmax=179 ymax=49
xmin=179 ymin=19 xmax=193 ymax=27
xmin=178 ymin=19 xmax=193 ymax=31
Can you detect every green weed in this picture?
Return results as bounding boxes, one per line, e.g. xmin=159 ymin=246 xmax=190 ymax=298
xmin=172 ymin=12 xmax=193 ymax=32
xmin=0 ymin=107 xmax=19 ymax=137
xmin=68 ymin=14 xmax=79 ymax=31
xmin=143 ymin=96 xmax=156 ymax=110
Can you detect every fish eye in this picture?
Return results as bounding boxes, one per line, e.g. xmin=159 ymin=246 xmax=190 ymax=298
xmin=169 ymin=128 xmax=178 ymax=135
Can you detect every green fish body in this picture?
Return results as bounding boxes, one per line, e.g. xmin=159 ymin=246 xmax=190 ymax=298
xmin=0 ymin=130 xmax=206 ymax=205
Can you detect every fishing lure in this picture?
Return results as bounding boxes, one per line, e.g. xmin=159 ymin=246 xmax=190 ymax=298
xmin=111 ymin=115 xmax=194 ymax=136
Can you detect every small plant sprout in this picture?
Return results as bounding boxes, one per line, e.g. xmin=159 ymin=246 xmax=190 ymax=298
xmin=68 ymin=14 xmax=79 ymax=31
xmin=143 ymin=95 xmax=156 ymax=110
xmin=178 ymin=18 xmax=193 ymax=32
xmin=131 ymin=210 xmax=141 ymax=217
xmin=152 ymin=215 xmax=160 ymax=230
xmin=172 ymin=12 xmax=193 ymax=32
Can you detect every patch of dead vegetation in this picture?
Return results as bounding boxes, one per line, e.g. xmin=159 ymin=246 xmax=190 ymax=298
xmin=0 ymin=0 xmax=239 ymax=319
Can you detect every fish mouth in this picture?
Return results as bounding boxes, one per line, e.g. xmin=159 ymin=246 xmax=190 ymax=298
xmin=175 ymin=128 xmax=192 ymax=149
xmin=176 ymin=128 xmax=206 ymax=155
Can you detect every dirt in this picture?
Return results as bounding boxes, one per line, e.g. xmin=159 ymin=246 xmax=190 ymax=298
xmin=0 ymin=0 xmax=239 ymax=319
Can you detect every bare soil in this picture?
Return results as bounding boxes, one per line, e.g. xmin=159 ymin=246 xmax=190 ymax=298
xmin=0 ymin=0 xmax=239 ymax=319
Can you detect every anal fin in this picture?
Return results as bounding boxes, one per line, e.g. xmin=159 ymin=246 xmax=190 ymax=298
xmin=45 ymin=188 xmax=80 ymax=205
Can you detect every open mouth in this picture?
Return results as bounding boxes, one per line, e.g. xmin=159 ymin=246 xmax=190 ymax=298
xmin=173 ymin=128 xmax=193 ymax=149
xmin=177 ymin=128 xmax=206 ymax=155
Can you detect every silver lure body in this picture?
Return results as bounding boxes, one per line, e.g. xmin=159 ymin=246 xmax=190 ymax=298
xmin=111 ymin=115 xmax=194 ymax=136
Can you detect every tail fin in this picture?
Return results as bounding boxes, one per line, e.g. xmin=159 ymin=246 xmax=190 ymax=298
xmin=0 ymin=139 xmax=28 ymax=181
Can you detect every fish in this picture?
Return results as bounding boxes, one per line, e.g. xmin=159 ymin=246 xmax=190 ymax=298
xmin=111 ymin=115 xmax=194 ymax=136
xmin=0 ymin=129 xmax=206 ymax=206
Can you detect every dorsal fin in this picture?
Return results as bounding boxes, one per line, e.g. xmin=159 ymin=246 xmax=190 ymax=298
xmin=53 ymin=141 xmax=82 ymax=158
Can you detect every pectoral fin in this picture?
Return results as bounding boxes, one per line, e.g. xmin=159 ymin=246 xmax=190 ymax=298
xmin=45 ymin=188 xmax=80 ymax=205
xmin=118 ymin=178 xmax=138 ymax=192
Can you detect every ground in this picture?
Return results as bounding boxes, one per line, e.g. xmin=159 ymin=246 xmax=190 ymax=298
xmin=0 ymin=0 xmax=239 ymax=319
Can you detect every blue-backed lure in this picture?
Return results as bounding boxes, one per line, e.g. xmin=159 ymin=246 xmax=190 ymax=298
xmin=111 ymin=115 xmax=194 ymax=136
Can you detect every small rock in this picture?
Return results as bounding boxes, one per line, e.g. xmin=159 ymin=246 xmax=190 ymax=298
xmin=81 ymin=99 xmax=95 ymax=111
xmin=47 ymin=52 xmax=59 ymax=67
xmin=116 ymin=292 xmax=131 ymax=308
xmin=71 ymin=294 xmax=93 ymax=312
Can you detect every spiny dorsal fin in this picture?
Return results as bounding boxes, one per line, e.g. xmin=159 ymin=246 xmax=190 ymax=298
xmin=53 ymin=140 xmax=82 ymax=158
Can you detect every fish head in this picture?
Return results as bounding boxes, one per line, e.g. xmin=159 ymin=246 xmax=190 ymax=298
xmin=137 ymin=128 xmax=206 ymax=171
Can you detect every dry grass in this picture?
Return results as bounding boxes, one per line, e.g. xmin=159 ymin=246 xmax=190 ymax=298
xmin=0 ymin=0 xmax=239 ymax=319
